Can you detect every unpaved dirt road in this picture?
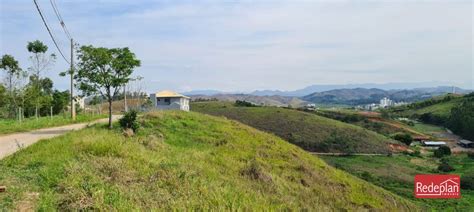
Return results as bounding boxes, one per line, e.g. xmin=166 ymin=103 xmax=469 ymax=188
xmin=0 ymin=116 xmax=121 ymax=160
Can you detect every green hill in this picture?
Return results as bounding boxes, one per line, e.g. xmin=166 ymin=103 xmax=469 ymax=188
xmin=192 ymin=102 xmax=397 ymax=154
xmin=389 ymin=93 xmax=474 ymax=140
xmin=389 ymin=94 xmax=466 ymax=123
xmin=0 ymin=111 xmax=418 ymax=210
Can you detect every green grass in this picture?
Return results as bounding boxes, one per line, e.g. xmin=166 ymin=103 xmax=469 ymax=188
xmin=410 ymin=122 xmax=446 ymax=135
xmin=0 ymin=111 xmax=419 ymax=210
xmin=390 ymin=95 xmax=466 ymax=121
xmin=192 ymin=101 xmax=396 ymax=154
xmin=321 ymin=154 xmax=474 ymax=211
xmin=0 ymin=114 xmax=107 ymax=135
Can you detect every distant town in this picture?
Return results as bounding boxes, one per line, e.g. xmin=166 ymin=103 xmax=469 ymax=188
xmin=358 ymin=97 xmax=408 ymax=111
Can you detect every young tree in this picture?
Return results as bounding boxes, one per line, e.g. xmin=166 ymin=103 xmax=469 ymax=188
xmin=27 ymin=40 xmax=56 ymax=119
xmin=0 ymin=54 xmax=23 ymax=118
xmin=76 ymin=45 xmax=141 ymax=128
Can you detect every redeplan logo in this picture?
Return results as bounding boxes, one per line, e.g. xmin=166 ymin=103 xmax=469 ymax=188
xmin=414 ymin=175 xmax=460 ymax=199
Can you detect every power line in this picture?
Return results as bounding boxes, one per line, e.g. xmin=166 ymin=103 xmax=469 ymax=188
xmin=33 ymin=0 xmax=70 ymax=64
xmin=50 ymin=0 xmax=72 ymax=39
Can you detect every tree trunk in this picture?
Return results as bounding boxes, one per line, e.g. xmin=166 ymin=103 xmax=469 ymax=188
xmin=35 ymin=105 xmax=39 ymax=120
xmin=108 ymin=98 xmax=113 ymax=129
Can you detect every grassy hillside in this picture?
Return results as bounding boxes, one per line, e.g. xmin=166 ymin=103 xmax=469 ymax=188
xmin=321 ymin=154 xmax=474 ymax=210
xmin=388 ymin=94 xmax=465 ymax=123
xmin=0 ymin=111 xmax=418 ymax=210
xmin=191 ymin=94 xmax=308 ymax=107
xmin=192 ymin=102 xmax=397 ymax=154
xmin=389 ymin=93 xmax=474 ymax=140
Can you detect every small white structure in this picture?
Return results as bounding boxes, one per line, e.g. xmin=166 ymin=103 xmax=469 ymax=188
xmin=421 ymin=141 xmax=446 ymax=147
xmin=150 ymin=90 xmax=190 ymax=111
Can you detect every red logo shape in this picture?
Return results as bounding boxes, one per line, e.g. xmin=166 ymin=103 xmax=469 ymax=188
xmin=414 ymin=175 xmax=461 ymax=198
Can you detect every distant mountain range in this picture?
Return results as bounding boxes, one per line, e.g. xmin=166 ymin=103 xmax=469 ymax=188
xmin=189 ymin=86 xmax=472 ymax=107
xmin=250 ymin=83 xmax=471 ymax=97
xmin=302 ymin=86 xmax=471 ymax=105
xmin=184 ymin=82 xmax=471 ymax=97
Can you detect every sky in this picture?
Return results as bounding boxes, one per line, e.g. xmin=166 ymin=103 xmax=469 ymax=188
xmin=0 ymin=0 xmax=473 ymax=93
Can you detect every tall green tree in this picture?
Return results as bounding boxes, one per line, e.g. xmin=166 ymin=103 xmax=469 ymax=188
xmin=52 ymin=90 xmax=70 ymax=114
xmin=76 ymin=45 xmax=141 ymax=128
xmin=0 ymin=54 xmax=24 ymax=118
xmin=27 ymin=40 xmax=56 ymax=119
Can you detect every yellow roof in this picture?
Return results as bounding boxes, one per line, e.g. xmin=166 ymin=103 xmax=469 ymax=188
xmin=154 ymin=90 xmax=190 ymax=98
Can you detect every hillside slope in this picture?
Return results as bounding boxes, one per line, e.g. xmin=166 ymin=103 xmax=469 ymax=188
xmin=389 ymin=94 xmax=466 ymax=122
xmin=0 ymin=111 xmax=418 ymax=210
xmin=192 ymin=102 xmax=396 ymax=154
xmin=190 ymin=94 xmax=308 ymax=107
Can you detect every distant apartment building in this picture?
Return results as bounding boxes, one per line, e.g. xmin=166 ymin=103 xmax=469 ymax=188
xmin=360 ymin=97 xmax=407 ymax=111
xmin=379 ymin=97 xmax=393 ymax=108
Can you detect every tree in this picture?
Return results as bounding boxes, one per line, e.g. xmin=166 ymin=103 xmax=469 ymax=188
xmin=27 ymin=40 xmax=56 ymax=119
xmin=434 ymin=145 xmax=451 ymax=158
xmin=76 ymin=45 xmax=141 ymax=128
xmin=447 ymin=97 xmax=474 ymax=140
xmin=52 ymin=90 xmax=70 ymax=114
xmin=0 ymin=54 xmax=23 ymax=118
xmin=461 ymin=173 xmax=474 ymax=190
xmin=392 ymin=133 xmax=413 ymax=146
xmin=0 ymin=85 xmax=7 ymax=117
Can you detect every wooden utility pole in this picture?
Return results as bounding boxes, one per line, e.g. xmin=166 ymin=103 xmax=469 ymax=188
xmin=70 ymin=38 xmax=76 ymax=120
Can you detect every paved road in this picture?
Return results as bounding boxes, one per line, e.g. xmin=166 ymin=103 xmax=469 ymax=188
xmin=0 ymin=116 xmax=121 ymax=160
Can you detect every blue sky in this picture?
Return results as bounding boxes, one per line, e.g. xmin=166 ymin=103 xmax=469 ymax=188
xmin=1 ymin=0 xmax=472 ymax=93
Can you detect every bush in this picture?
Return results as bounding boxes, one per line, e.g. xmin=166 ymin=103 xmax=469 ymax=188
xmin=461 ymin=173 xmax=474 ymax=190
xmin=434 ymin=145 xmax=451 ymax=158
xmin=392 ymin=133 xmax=413 ymax=146
xmin=234 ymin=100 xmax=256 ymax=107
xmin=437 ymin=162 xmax=455 ymax=172
xmin=468 ymin=152 xmax=474 ymax=159
xmin=119 ymin=110 xmax=140 ymax=132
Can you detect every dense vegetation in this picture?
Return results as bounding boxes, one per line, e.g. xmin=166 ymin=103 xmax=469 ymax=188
xmin=192 ymin=101 xmax=396 ymax=154
xmin=0 ymin=111 xmax=418 ymax=210
xmin=446 ymin=94 xmax=474 ymax=140
xmin=321 ymin=153 xmax=474 ymax=210
xmin=0 ymin=43 xmax=73 ymax=119
xmin=388 ymin=93 xmax=474 ymax=140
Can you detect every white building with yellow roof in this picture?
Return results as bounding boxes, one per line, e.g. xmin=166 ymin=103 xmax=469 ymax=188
xmin=150 ymin=90 xmax=190 ymax=111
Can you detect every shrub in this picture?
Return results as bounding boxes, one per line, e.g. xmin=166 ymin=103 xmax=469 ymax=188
xmin=461 ymin=173 xmax=474 ymax=190
xmin=437 ymin=162 xmax=455 ymax=172
xmin=468 ymin=152 xmax=474 ymax=159
xmin=434 ymin=145 xmax=451 ymax=158
xmin=234 ymin=100 xmax=256 ymax=107
xmin=119 ymin=110 xmax=140 ymax=132
xmin=392 ymin=133 xmax=413 ymax=146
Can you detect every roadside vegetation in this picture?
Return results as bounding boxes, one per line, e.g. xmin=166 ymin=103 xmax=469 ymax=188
xmin=0 ymin=111 xmax=419 ymax=210
xmin=0 ymin=114 xmax=107 ymax=135
xmin=192 ymin=101 xmax=397 ymax=154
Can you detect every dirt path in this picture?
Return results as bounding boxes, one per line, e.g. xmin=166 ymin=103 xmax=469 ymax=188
xmin=0 ymin=116 xmax=121 ymax=160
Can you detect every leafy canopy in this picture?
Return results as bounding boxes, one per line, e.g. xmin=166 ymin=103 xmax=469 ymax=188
xmin=0 ymin=54 xmax=22 ymax=76
xmin=27 ymin=40 xmax=48 ymax=53
xmin=76 ymin=45 xmax=141 ymax=99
